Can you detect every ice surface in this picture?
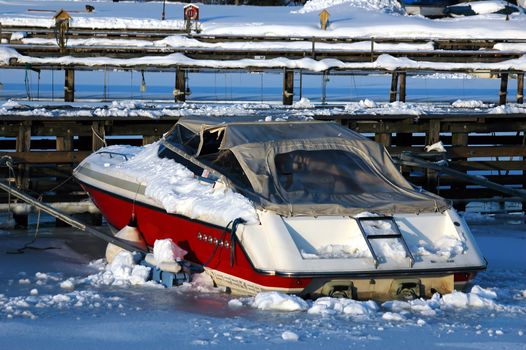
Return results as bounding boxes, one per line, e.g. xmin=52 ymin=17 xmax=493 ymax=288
xmin=1 ymin=221 xmax=523 ymax=350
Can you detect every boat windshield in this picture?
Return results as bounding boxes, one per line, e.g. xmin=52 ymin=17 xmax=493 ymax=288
xmin=275 ymin=149 xmax=396 ymax=202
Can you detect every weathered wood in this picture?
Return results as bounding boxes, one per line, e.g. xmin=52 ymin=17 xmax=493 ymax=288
xmin=374 ymin=133 xmax=392 ymax=147
xmin=0 ymin=151 xmax=91 ymax=164
xmin=175 ymin=67 xmax=186 ymax=102
xmin=399 ymin=71 xmax=406 ymax=102
xmin=64 ymin=68 xmax=75 ymax=102
xmin=451 ymin=132 xmax=469 ymax=211
xmin=499 ymin=72 xmax=508 ymax=105
xmin=142 ymin=135 xmax=158 ymax=145
xmin=56 ymin=136 xmax=73 ymax=152
xmin=518 ymin=72 xmax=524 ymax=104
xmin=282 ymin=69 xmax=294 ymax=106
xmin=14 ymin=121 xmax=32 ymax=227
xmin=389 ymin=72 xmax=398 ymax=102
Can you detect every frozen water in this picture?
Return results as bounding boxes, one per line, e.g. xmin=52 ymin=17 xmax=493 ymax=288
xmin=0 ymin=220 xmax=520 ymax=349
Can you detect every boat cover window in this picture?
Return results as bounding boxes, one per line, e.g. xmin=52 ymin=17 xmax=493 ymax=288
xmin=199 ymin=150 xmax=252 ymax=189
xmin=164 ymin=125 xmax=200 ymax=154
xmin=275 ymin=150 xmax=395 ymax=202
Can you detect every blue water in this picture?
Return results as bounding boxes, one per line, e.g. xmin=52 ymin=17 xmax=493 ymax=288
xmin=0 ymin=69 xmax=517 ymax=103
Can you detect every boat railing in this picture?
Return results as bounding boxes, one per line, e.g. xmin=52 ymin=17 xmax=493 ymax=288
xmin=96 ymin=151 xmax=133 ymax=161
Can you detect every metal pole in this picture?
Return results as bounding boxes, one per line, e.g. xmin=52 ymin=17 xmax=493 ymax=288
xmin=161 ymin=0 xmax=166 ymax=20
xmin=0 ymin=180 xmax=148 ymax=254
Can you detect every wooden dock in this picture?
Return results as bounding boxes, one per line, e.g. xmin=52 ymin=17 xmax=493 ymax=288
xmin=1 ymin=24 xmax=525 ymax=104
xmin=1 ymin=23 xmax=525 ymax=224
xmin=0 ymin=110 xmax=524 ymax=226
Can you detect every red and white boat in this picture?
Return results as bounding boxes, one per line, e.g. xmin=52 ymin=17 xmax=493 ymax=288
xmin=74 ymin=117 xmax=486 ymax=300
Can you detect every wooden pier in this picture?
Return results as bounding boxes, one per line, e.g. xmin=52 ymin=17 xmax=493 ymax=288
xmin=1 ymin=23 xmax=526 ymax=105
xmin=0 ymin=111 xmax=524 ymax=226
xmin=1 ymin=23 xmax=525 ymax=225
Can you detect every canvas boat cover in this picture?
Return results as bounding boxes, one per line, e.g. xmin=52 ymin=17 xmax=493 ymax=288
xmin=162 ymin=116 xmax=449 ymax=217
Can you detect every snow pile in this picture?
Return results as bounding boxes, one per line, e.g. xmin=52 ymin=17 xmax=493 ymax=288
xmin=232 ymin=292 xmax=309 ymax=311
xmin=82 ymin=252 xmax=152 ymax=287
xmin=490 ymin=105 xmax=526 ymax=114
xmin=441 ymin=286 xmax=498 ymax=309
xmin=96 ymin=142 xmax=258 ymax=225
xmin=308 ymin=297 xmax=379 ymax=316
xmin=359 ymin=99 xmax=377 ymax=108
xmin=302 ymin=243 xmax=370 ymax=259
xmin=415 ymin=73 xmax=474 ymax=80
xmin=297 ymin=0 xmax=403 ymax=14
xmin=281 ymin=331 xmax=299 ymax=341
xmin=153 ymin=239 xmax=187 ymax=263
xmin=451 ymin=99 xmax=487 ymax=108
xmin=424 ymin=141 xmax=446 ymax=152
xmin=175 ymin=272 xmax=225 ymax=294
xmin=292 ymin=97 xmax=315 ymax=108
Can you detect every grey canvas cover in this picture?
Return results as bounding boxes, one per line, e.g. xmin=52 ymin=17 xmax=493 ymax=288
xmin=166 ymin=117 xmax=449 ymax=216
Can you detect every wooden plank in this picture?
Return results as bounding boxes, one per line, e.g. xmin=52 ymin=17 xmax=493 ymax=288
xmin=0 ymin=151 xmax=91 ymax=164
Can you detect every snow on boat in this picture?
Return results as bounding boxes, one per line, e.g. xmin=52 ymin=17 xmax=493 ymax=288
xmin=73 ymin=117 xmax=486 ymax=300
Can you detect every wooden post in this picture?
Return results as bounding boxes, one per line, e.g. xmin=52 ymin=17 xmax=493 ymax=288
xmin=55 ymin=135 xmax=73 ymax=227
xmin=389 ymin=72 xmax=398 ymax=103
xmin=499 ymin=72 xmax=508 ymax=105
xmin=91 ymin=121 xmax=105 ymax=151
xmin=64 ymin=69 xmax=75 ymax=102
xmin=397 ymin=132 xmax=413 ymax=178
xmin=451 ymin=132 xmax=469 ymax=211
xmin=143 ymin=135 xmax=158 ymax=145
xmin=425 ymin=120 xmax=441 ymax=193
xmin=283 ymin=69 xmax=294 ymax=106
xmin=14 ymin=121 xmax=32 ymax=227
xmin=374 ymin=132 xmax=391 ymax=147
xmin=399 ymin=71 xmax=407 ymax=102
xmin=175 ymin=67 xmax=186 ymax=102
xmin=518 ymin=72 xmax=524 ymax=104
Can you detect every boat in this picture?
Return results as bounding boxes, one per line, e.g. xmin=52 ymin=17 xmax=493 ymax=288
xmin=73 ymin=117 xmax=486 ymax=300
xmin=399 ymin=0 xmax=463 ymax=16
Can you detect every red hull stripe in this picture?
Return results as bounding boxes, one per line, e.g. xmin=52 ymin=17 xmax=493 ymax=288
xmin=80 ymin=181 xmax=312 ymax=290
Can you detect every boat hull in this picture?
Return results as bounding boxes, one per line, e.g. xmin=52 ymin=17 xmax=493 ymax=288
xmin=80 ymin=181 xmax=480 ymax=300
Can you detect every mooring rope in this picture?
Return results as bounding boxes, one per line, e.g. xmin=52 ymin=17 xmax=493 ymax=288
xmin=1 ymin=156 xmax=75 ymax=254
xmin=202 ymin=217 xmax=245 ymax=268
